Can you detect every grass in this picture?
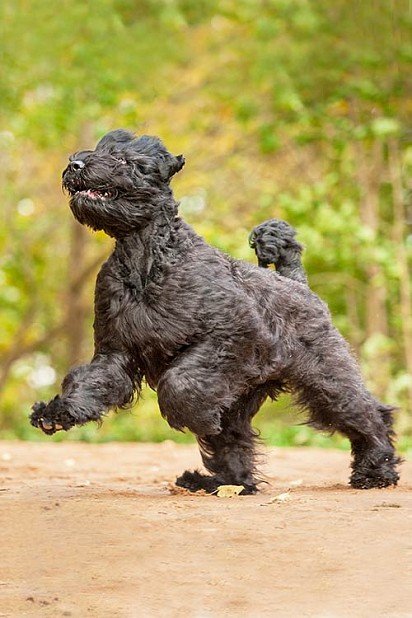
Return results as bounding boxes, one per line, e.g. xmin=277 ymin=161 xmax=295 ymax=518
xmin=3 ymin=387 xmax=411 ymax=457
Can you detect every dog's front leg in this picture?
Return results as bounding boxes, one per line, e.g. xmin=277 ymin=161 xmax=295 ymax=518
xmin=30 ymin=352 xmax=138 ymax=435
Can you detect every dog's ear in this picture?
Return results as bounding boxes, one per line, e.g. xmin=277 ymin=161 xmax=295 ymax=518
xmin=158 ymin=153 xmax=185 ymax=182
xmin=134 ymin=136 xmax=185 ymax=181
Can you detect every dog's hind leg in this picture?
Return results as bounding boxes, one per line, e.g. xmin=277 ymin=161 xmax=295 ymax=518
xmin=289 ymin=328 xmax=401 ymax=489
xmin=175 ymin=383 xmax=282 ymax=495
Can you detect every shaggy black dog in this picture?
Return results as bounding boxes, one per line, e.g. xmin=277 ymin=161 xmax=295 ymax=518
xmin=30 ymin=129 xmax=400 ymax=493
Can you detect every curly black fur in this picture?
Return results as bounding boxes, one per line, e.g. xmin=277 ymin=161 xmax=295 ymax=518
xmin=249 ymin=219 xmax=308 ymax=284
xmin=30 ymin=129 xmax=401 ymax=492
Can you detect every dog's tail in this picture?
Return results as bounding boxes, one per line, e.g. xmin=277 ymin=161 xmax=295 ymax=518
xmin=249 ymin=219 xmax=308 ymax=284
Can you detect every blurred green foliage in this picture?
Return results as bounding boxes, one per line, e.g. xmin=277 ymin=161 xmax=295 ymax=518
xmin=0 ymin=0 xmax=411 ymax=453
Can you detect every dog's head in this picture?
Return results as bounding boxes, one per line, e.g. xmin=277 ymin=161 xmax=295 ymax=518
xmin=62 ymin=129 xmax=185 ymax=237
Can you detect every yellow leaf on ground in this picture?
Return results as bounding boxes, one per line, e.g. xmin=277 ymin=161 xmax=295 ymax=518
xmin=216 ymin=485 xmax=244 ymax=498
xmin=268 ymin=492 xmax=292 ymax=504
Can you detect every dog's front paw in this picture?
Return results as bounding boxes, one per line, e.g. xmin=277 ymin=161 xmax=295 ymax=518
xmin=176 ymin=470 xmax=258 ymax=495
xmin=30 ymin=396 xmax=76 ymax=435
xmin=176 ymin=470 xmax=221 ymax=493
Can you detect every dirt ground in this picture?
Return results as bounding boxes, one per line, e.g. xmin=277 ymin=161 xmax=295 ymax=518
xmin=0 ymin=441 xmax=411 ymax=618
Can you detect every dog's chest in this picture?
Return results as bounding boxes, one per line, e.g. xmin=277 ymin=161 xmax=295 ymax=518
xmin=95 ymin=261 xmax=198 ymax=377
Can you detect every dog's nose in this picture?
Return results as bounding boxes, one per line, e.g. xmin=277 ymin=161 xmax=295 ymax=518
xmin=69 ymin=160 xmax=85 ymax=171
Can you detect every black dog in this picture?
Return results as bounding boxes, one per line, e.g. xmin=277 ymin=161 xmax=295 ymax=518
xmin=30 ymin=130 xmax=400 ymax=493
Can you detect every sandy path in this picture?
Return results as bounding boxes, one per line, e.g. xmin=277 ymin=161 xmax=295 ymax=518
xmin=0 ymin=441 xmax=410 ymax=617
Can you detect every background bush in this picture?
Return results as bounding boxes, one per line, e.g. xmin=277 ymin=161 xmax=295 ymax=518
xmin=1 ymin=0 xmax=411 ymax=453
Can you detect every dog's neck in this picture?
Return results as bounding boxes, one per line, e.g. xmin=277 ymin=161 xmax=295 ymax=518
xmin=113 ymin=208 xmax=181 ymax=290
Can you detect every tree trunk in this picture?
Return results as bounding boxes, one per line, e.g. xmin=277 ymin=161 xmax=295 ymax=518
xmin=356 ymin=140 xmax=390 ymax=397
xmin=388 ymin=139 xmax=412 ymax=412
xmin=66 ymin=219 xmax=88 ymax=368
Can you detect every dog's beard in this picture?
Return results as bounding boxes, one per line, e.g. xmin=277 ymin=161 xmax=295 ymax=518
xmin=63 ymin=175 xmax=159 ymax=237
xmin=63 ymin=164 xmax=134 ymax=234
xmin=68 ymin=193 xmax=144 ymax=235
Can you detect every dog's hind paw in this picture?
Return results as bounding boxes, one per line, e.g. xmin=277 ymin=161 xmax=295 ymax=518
xmin=176 ymin=470 xmax=258 ymax=495
xmin=350 ymin=451 xmax=401 ymax=489
xmin=350 ymin=469 xmax=400 ymax=489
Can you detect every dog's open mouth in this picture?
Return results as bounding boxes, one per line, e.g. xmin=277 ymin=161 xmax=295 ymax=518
xmin=67 ymin=187 xmax=117 ymax=201
xmin=74 ymin=188 xmax=113 ymax=200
